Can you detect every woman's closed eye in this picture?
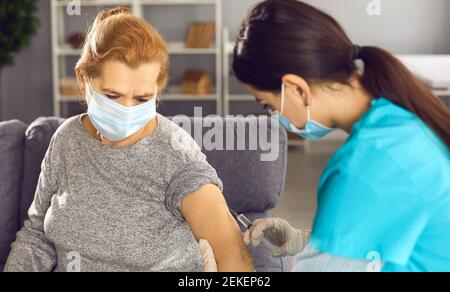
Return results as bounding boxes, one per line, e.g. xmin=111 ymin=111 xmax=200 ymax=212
xmin=262 ymin=104 xmax=276 ymax=114
xmin=106 ymin=94 xmax=151 ymax=103
xmin=106 ymin=94 xmax=120 ymax=100
xmin=136 ymin=95 xmax=156 ymax=103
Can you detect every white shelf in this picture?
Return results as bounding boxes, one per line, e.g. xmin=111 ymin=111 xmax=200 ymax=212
xmin=56 ymin=45 xmax=81 ymax=56
xmin=56 ymin=42 xmax=218 ymax=56
xmin=56 ymin=0 xmax=133 ymax=7
xmin=166 ymin=42 xmax=218 ymax=55
xmin=433 ymin=89 xmax=450 ymax=97
xmin=55 ymin=0 xmax=219 ymax=7
xmin=161 ymin=86 xmax=217 ymax=101
xmin=58 ymin=95 xmax=83 ymax=102
xmin=56 ymin=0 xmax=220 ymax=7
xmin=397 ymin=54 xmax=450 ymax=98
xmin=52 ymin=0 xmax=223 ymax=117
xmin=229 ymin=94 xmax=254 ymax=101
xmin=225 ymin=41 xmax=234 ymax=55
xmin=141 ymin=0 xmax=217 ymax=5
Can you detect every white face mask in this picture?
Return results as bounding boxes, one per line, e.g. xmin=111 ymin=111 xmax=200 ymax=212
xmin=272 ymin=84 xmax=335 ymax=140
xmin=86 ymin=81 xmax=157 ymax=141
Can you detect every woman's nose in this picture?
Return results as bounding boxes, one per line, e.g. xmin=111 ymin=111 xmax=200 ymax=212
xmin=119 ymin=97 xmax=140 ymax=107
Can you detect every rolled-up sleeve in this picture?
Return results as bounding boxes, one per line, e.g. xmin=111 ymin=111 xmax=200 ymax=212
xmin=165 ymin=158 xmax=223 ymax=221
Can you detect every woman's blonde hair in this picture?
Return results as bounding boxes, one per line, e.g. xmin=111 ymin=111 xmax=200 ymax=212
xmin=76 ymin=7 xmax=169 ymax=92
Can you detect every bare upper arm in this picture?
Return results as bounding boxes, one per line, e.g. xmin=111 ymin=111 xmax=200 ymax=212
xmin=181 ymin=184 xmax=254 ymax=271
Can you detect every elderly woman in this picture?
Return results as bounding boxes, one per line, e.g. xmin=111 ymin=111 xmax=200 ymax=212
xmin=4 ymin=7 xmax=253 ymax=272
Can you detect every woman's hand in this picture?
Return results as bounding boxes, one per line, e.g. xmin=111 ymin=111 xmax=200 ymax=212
xmin=243 ymin=218 xmax=311 ymax=257
xmin=199 ymin=239 xmax=218 ymax=272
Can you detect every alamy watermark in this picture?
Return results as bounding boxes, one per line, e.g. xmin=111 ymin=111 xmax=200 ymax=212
xmin=65 ymin=1 xmax=382 ymax=18
xmin=66 ymin=0 xmax=81 ymax=16
xmin=367 ymin=0 xmax=382 ymax=16
xmin=67 ymin=251 xmax=81 ymax=272
xmin=366 ymin=251 xmax=382 ymax=272
xmin=170 ymin=107 xmax=280 ymax=162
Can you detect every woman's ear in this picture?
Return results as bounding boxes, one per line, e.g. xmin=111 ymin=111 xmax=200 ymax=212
xmin=282 ymin=74 xmax=313 ymax=106
xmin=75 ymin=68 xmax=86 ymax=95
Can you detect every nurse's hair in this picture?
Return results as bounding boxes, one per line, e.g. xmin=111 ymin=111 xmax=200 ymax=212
xmin=75 ymin=7 xmax=169 ymax=92
xmin=233 ymin=0 xmax=450 ymax=149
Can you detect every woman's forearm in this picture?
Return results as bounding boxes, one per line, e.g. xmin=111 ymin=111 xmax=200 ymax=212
xmin=215 ymin=239 xmax=254 ymax=272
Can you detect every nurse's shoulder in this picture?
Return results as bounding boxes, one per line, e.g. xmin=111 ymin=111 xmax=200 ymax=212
xmin=328 ymin=97 xmax=449 ymax=200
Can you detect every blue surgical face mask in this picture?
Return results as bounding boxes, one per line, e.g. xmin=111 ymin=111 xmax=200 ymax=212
xmin=86 ymin=80 xmax=157 ymax=142
xmin=272 ymin=84 xmax=335 ymax=141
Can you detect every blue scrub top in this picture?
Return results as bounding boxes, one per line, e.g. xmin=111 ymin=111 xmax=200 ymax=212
xmin=308 ymin=97 xmax=450 ymax=272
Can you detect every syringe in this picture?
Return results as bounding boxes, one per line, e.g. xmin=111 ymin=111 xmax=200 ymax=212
xmin=229 ymin=208 xmax=276 ymax=251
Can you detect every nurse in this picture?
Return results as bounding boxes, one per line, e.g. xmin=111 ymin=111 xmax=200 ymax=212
xmin=234 ymin=0 xmax=450 ymax=271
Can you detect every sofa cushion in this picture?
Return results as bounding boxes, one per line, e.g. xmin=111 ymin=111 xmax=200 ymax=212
xmin=173 ymin=116 xmax=288 ymax=214
xmin=19 ymin=117 xmax=65 ymax=227
xmin=0 ymin=120 xmax=27 ymax=265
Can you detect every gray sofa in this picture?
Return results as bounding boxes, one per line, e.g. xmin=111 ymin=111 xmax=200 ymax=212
xmin=0 ymin=115 xmax=290 ymax=272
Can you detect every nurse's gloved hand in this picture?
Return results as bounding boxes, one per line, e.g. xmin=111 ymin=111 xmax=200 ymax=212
xmin=243 ymin=218 xmax=311 ymax=257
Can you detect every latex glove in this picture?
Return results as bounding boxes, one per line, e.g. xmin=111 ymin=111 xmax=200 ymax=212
xmin=243 ymin=217 xmax=311 ymax=257
xmin=199 ymin=239 xmax=218 ymax=272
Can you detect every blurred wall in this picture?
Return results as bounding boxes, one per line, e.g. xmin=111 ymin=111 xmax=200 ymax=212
xmin=1 ymin=0 xmax=449 ymax=122
xmin=225 ymin=0 xmax=450 ymax=54
xmin=0 ymin=0 xmax=52 ymax=124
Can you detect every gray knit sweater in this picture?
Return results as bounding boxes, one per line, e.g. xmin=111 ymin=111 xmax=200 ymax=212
xmin=5 ymin=113 xmax=223 ymax=272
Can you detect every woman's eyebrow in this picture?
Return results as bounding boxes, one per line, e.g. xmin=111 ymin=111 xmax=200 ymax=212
xmin=101 ymin=87 xmax=155 ymax=98
xmin=101 ymin=87 xmax=126 ymax=96
xmin=134 ymin=92 xmax=155 ymax=98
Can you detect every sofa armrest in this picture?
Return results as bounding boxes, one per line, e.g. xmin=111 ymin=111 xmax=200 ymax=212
xmin=0 ymin=120 xmax=28 ymax=267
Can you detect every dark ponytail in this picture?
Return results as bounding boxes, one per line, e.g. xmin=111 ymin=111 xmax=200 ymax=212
xmin=357 ymin=46 xmax=450 ymax=148
xmin=233 ymin=0 xmax=450 ymax=149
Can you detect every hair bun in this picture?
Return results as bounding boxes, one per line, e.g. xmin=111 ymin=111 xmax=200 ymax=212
xmin=95 ymin=7 xmax=132 ymax=23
